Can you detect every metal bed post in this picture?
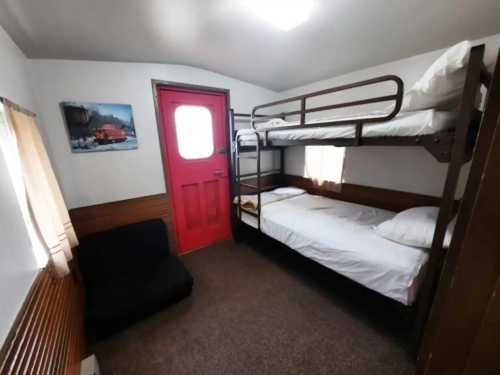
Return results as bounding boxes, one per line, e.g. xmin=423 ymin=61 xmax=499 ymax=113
xmin=414 ymin=44 xmax=487 ymax=355
xmin=229 ymin=109 xmax=238 ymax=229
xmin=257 ymin=133 xmax=262 ymax=230
xmin=236 ymin=134 xmax=242 ymax=222
xmin=250 ymin=109 xmax=261 ymax=231
xmin=299 ymin=98 xmax=306 ymax=126
xmin=279 ymin=148 xmax=285 ymax=177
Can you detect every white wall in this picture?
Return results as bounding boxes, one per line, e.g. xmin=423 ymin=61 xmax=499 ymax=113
xmin=29 ymin=60 xmax=278 ymax=209
xmin=0 ymin=25 xmax=38 ymax=349
xmin=0 ymin=27 xmax=35 ymax=109
xmin=29 ymin=34 xmax=500 ymax=208
xmin=280 ymin=33 xmax=500 ymax=197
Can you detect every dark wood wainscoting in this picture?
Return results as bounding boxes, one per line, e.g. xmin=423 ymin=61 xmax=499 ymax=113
xmin=69 ymin=194 xmax=170 ymax=238
xmin=236 ymin=174 xmax=442 ymax=212
xmin=0 ymin=268 xmax=85 ymax=375
xmin=238 ymin=174 xmax=285 ymax=195
xmin=283 ymin=174 xmax=442 ymax=212
xmin=69 ymin=193 xmax=177 ymax=252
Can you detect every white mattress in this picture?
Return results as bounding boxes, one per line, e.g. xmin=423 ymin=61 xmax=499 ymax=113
xmin=237 ymin=109 xmax=456 ymax=144
xmin=240 ymin=193 xmax=428 ymax=305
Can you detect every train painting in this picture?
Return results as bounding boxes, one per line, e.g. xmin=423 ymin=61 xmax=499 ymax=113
xmin=61 ymin=102 xmax=138 ymax=153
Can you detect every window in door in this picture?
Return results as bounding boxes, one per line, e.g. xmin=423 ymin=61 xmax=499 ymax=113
xmin=174 ymin=105 xmax=214 ymax=159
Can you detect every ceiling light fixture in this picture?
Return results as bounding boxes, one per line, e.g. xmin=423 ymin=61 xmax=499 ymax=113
xmin=245 ymin=0 xmax=314 ymax=31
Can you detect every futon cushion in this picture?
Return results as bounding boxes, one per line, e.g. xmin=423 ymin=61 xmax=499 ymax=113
xmin=77 ymin=219 xmax=194 ymax=338
xmin=78 ymin=219 xmax=170 ymax=285
xmin=86 ymin=255 xmax=193 ymax=334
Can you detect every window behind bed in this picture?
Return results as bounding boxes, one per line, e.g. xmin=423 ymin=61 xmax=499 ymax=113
xmin=304 ymin=146 xmax=345 ymax=185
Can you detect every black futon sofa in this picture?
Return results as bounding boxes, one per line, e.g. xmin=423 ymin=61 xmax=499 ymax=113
xmin=77 ymin=219 xmax=193 ymax=338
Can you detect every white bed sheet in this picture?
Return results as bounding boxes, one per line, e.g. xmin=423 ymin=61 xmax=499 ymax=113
xmin=241 ymin=193 xmax=428 ymax=305
xmin=237 ymin=109 xmax=456 ymax=144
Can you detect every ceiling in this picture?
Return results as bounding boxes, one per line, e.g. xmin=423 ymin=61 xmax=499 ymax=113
xmin=1 ymin=0 xmax=499 ymax=91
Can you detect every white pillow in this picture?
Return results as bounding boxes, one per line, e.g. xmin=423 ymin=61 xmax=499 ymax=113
xmin=374 ymin=207 xmax=456 ymax=248
xmin=401 ymin=40 xmax=472 ymax=111
xmin=271 ymin=187 xmax=306 ymax=196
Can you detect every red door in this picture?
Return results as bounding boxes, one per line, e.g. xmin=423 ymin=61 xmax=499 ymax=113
xmin=157 ymin=87 xmax=231 ymax=254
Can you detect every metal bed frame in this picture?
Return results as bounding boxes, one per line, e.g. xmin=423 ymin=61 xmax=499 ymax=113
xmin=229 ymin=44 xmax=496 ymax=353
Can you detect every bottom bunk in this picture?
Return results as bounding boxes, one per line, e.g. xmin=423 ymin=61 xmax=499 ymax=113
xmin=235 ymin=188 xmax=432 ymax=306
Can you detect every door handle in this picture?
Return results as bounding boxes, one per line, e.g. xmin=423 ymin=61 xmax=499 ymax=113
xmin=213 ymin=169 xmax=227 ymax=177
xmin=217 ymin=147 xmax=227 ymax=155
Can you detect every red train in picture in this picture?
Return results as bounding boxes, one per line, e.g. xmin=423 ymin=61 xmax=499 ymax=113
xmin=94 ymin=124 xmax=127 ymax=144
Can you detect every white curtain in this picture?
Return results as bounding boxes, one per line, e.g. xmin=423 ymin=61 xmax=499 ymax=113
xmin=0 ymin=100 xmax=78 ymax=276
xmin=0 ymin=102 xmax=47 ymax=268
xmin=304 ymin=145 xmax=346 ymax=186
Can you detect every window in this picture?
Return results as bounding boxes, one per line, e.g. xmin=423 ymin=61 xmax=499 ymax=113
xmin=304 ymin=146 xmax=345 ymax=185
xmin=174 ymin=105 xmax=214 ymax=159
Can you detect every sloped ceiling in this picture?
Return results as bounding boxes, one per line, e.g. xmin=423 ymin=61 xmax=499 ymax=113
xmin=0 ymin=0 xmax=499 ymax=91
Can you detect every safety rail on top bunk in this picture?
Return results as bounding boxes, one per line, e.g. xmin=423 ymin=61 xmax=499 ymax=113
xmin=232 ymin=112 xmax=283 ymax=152
xmin=250 ymin=75 xmax=404 ymax=146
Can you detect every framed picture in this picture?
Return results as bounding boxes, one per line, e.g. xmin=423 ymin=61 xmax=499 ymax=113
xmin=61 ymin=102 xmax=138 ymax=153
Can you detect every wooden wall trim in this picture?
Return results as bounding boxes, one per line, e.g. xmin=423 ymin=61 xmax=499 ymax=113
xmin=69 ymin=194 xmax=170 ymax=239
xmin=283 ymin=175 xmax=442 ymax=212
xmin=0 ymin=268 xmax=85 ymax=375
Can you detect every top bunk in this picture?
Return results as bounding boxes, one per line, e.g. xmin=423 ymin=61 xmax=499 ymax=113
xmin=233 ymin=42 xmax=493 ymax=162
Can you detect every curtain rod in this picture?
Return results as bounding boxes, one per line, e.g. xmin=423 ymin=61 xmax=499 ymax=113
xmin=0 ymin=96 xmax=37 ymax=118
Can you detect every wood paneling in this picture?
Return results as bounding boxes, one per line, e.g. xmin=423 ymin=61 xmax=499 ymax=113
xmin=237 ymin=174 xmax=284 ymax=195
xmin=69 ymin=193 xmax=178 ymax=252
xmin=463 ymin=276 xmax=500 ymax=375
xmin=283 ymin=174 xmax=442 ymax=212
xmin=69 ymin=194 xmax=170 ymax=238
xmin=0 ymin=268 xmax=85 ymax=375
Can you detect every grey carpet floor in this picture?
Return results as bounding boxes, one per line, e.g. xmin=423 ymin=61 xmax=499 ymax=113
xmin=93 ymin=237 xmax=416 ymax=375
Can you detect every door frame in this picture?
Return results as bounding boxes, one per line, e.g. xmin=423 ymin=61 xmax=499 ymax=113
xmin=152 ymin=80 xmax=233 ymax=254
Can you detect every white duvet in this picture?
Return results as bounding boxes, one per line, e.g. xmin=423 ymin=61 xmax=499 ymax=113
xmin=241 ymin=192 xmax=428 ymax=305
xmin=237 ymin=109 xmax=456 ymax=144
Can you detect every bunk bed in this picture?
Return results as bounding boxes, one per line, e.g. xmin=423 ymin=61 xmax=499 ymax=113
xmin=230 ymin=44 xmax=497 ymax=350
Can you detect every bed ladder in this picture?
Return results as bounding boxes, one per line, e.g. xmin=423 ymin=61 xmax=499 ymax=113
xmin=415 ymin=44 xmax=495 ymax=360
xmin=235 ymin=131 xmax=263 ymax=230
xmin=232 ymin=111 xmax=285 ymax=232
